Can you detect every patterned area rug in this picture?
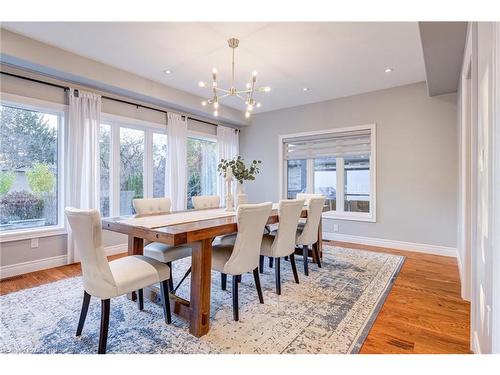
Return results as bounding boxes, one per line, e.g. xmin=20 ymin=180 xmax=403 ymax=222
xmin=0 ymin=246 xmax=404 ymax=354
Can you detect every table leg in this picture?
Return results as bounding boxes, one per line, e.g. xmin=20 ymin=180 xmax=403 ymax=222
xmin=128 ymin=235 xmax=144 ymax=256
xmin=189 ymin=238 xmax=213 ymax=337
xmin=127 ymin=236 xmax=144 ymax=300
xmin=312 ymin=218 xmax=323 ymax=262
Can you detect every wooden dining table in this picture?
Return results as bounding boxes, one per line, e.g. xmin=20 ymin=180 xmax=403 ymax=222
xmin=102 ymin=205 xmax=322 ymax=337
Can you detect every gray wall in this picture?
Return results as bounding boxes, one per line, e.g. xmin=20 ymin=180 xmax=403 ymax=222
xmin=240 ymin=82 xmax=458 ymax=248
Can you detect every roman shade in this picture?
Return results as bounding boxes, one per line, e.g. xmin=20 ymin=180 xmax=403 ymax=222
xmin=283 ymin=128 xmax=371 ymax=160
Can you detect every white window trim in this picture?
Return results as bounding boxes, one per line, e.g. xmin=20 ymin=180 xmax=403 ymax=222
xmin=0 ymin=93 xmax=66 ymax=242
xmin=278 ymin=123 xmax=377 ymax=223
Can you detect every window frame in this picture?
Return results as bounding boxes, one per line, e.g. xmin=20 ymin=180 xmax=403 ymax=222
xmin=0 ymin=93 xmax=66 ymax=242
xmin=101 ymin=113 xmax=166 ymax=217
xmin=278 ymin=123 xmax=377 ymax=223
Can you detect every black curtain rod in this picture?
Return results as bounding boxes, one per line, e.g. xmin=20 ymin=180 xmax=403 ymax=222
xmin=0 ymin=70 xmax=231 ymax=129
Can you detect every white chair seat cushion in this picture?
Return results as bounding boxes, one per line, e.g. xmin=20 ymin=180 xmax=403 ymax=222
xmin=108 ymin=255 xmax=170 ymax=297
xmin=143 ymin=242 xmax=192 ymax=263
xmin=259 ymin=234 xmax=275 ymax=257
xmin=211 ymin=244 xmax=235 ymax=273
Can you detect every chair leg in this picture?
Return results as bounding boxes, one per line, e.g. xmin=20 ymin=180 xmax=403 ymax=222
xmin=137 ymin=289 xmax=144 ymax=311
xmin=98 ymin=299 xmax=110 ymax=354
xmin=166 ymin=262 xmax=174 ymax=292
xmin=314 ymin=245 xmax=322 ymax=268
xmin=173 ymin=266 xmax=191 ymax=294
xmin=275 ymin=257 xmax=281 ymax=295
xmin=76 ymin=291 xmax=91 ymax=336
xmin=269 ymin=257 xmax=274 ymax=268
xmin=259 ymin=255 xmax=264 ymax=273
xmin=290 ymin=253 xmax=300 ymax=284
xmin=252 ymin=268 xmax=264 ymax=303
xmin=232 ymin=275 xmax=239 ymax=321
xmin=221 ymin=273 xmax=227 ymax=291
xmin=303 ymin=245 xmax=309 ymax=276
xmin=159 ymin=280 xmax=172 ymax=324
xmin=284 ymin=256 xmax=289 ymax=261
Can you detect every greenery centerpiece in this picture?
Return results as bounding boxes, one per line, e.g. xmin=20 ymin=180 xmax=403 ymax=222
xmin=217 ymin=156 xmax=262 ymax=209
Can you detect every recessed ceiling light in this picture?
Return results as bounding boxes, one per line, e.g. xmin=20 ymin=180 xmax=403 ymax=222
xmin=303 ymin=87 xmax=309 ymax=92
xmin=384 ymin=68 xmax=393 ymax=73
xmin=164 ymin=69 xmax=172 ymax=75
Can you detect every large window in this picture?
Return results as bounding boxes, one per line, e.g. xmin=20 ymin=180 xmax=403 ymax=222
xmin=153 ymin=132 xmax=167 ymax=198
xmin=287 ymin=159 xmax=307 ymax=198
xmin=119 ymin=127 xmax=144 ymax=215
xmin=314 ymin=157 xmax=337 ymax=211
xmin=281 ymin=124 xmax=376 ymax=221
xmin=99 ymin=124 xmax=111 ymax=217
xmin=344 ymin=156 xmax=370 ymax=213
xmin=0 ymin=102 xmax=62 ymax=232
xmin=98 ymin=117 xmax=219 ymax=216
xmin=99 ymin=118 xmax=163 ymax=217
xmin=187 ymin=136 xmax=217 ymax=209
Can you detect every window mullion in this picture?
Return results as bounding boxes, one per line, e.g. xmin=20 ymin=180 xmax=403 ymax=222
xmin=306 ymin=158 xmax=314 ymax=193
xmin=337 ymin=157 xmax=345 ymax=213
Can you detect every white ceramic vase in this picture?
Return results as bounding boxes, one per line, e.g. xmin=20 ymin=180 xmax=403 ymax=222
xmin=236 ymin=181 xmax=248 ymax=207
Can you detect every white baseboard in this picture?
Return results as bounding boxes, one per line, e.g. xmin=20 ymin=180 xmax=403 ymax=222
xmin=0 ymin=254 xmax=67 ymax=279
xmin=0 ymin=243 xmax=128 ymax=279
xmin=323 ymin=232 xmax=458 ymax=258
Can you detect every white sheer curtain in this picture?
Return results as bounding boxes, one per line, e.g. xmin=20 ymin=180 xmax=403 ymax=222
xmin=65 ymin=88 xmax=101 ymax=263
xmin=217 ymin=125 xmax=239 ymax=205
xmin=166 ymin=113 xmax=188 ymax=211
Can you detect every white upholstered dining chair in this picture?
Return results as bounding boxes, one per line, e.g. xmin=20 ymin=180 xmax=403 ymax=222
xmin=192 ymin=195 xmax=220 ymax=209
xmin=65 ymin=208 xmax=172 ymax=354
xmin=259 ymin=199 xmax=304 ymax=294
xmin=132 ymin=198 xmax=192 ymax=292
xmin=212 ymin=202 xmax=272 ymax=321
xmin=295 ymin=195 xmax=326 ymax=276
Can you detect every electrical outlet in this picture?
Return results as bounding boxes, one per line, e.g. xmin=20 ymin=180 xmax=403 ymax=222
xmin=333 ymin=224 xmax=339 ymax=232
xmin=30 ymin=238 xmax=39 ymax=248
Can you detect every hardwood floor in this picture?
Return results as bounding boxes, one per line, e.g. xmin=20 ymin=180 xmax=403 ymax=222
xmin=0 ymin=243 xmax=471 ymax=354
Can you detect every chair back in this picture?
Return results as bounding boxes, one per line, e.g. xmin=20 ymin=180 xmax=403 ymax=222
xmin=271 ymin=199 xmax=305 ymax=257
xmin=223 ymin=202 xmax=272 ymax=275
xmin=133 ymin=197 xmax=171 ymax=215
xmin=65 ymin=208 xmax=116 ymax=297
xmin=192 ymin=195 xmax=220 ymax=210
xmin=296 ymin=196 xmax=326 ymax=246
xmin=296 ymin=193 xmax=325 ymax=205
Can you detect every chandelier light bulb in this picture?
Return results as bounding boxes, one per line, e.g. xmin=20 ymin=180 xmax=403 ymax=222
xmin=245 ymin=111 xmax=250 ymax=119
xmin=212 ymin=68 xmax=218 ymax=74
xmin=247 ymin=104 xmax=254 ymax=111
xmin=198 ymin=81 xmax=206 ymax=88
xmin=246 ymin=82 xmax=251 ymax=89
xmin=212 ymin=81 xmax=217 ymax=87
xmin=263 ymin=86 xmax=271 ymax=92
xmin=256 ymin=102 xmax=261 ymax=108
xmin=213 ymin=110 xmax=218 ymax=117
xmin=201 ymin=100 xmax=207 ymax=106
xmin=213 ymin=102 xmax=219 ymax=109
xmin=252 ymin=71 xmax=258 ymax=77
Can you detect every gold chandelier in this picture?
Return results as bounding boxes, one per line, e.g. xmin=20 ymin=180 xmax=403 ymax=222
xmin=198 ymin=37 xmax=271 ymax=119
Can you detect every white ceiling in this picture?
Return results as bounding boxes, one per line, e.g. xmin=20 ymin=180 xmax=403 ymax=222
xmin=2 ymin=22 xmax=426 ymax=113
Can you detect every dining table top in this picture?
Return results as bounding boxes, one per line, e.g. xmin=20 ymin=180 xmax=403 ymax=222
xmin=101 ymin=204 xmax=309 ymax=246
